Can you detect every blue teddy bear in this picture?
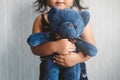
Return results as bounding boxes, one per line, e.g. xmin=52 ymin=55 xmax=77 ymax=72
xmin=27 ymin=7 xmax=97 ymax=80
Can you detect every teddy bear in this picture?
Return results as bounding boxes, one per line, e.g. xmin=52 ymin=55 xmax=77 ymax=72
xmin=27 ymin=7 xmax=97 ymax=80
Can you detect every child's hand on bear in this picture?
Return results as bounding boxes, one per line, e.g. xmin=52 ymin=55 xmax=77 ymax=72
xmin=54 ymin=39 xmax=76 ymax=55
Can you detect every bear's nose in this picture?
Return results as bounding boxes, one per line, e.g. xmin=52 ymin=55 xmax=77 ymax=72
xmin=74 ymin=25 xmax=77 ymax=29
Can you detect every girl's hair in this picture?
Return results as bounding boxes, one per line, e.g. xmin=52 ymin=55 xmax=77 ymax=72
xmin=34 ymin=0 xmax=88 ymax=13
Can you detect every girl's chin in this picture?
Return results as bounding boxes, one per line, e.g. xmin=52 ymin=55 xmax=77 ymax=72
xmin=55 ymin=6 xmax=68 ymax=10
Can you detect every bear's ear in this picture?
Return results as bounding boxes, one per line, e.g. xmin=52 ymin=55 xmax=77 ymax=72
xmin=48 ymin=7 xmax=59 ymax=21
xmin=79 ymin=11 xmax=90 ymax=27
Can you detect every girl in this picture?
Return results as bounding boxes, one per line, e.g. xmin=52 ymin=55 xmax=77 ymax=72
xmin=30 ymin=0 xmax=96 ymax=80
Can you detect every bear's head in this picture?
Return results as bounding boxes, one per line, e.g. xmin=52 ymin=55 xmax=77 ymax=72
xmin=48 ymin=7 xmax=86 ymax=39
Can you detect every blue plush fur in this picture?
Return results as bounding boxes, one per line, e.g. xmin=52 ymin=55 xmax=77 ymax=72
xmin=27 ymin=7 xmax=97 ymax=80
xmin=27 ymin=7 xmax=97 ymax=56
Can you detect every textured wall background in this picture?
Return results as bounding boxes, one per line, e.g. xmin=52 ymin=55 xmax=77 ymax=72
xmin=0 ymin=0 xmax=120 ymax=80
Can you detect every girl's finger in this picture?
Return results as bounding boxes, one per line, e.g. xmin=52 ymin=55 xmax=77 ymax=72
xmin=54 ymin=55 xmax=65 ymax=59
xmin=54 ymin=56 xmax=64 ymax=63
xmin=54 ymin=60 xmax=67 ymax=67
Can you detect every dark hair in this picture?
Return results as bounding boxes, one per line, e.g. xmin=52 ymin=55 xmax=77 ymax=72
xmin=34 ymin=0 xmax=88 ymax=13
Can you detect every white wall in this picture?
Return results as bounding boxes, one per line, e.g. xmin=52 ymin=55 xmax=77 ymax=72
xmin=87 ymin=0 xmax=120 ymax=80
xmin=0 ymin=0 xmax=40 ymax=80
xmin=0 ymin=0 xmax=120 ymax=80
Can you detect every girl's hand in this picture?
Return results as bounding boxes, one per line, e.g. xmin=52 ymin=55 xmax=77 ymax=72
xmin=54 ymin=52 xmax=84 ymax=67
xmin=54 ymin=39 xmax=76 ymax=55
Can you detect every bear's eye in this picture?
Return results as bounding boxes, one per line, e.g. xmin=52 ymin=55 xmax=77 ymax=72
xmin=67 ymin=23 xmax=72 ymax=27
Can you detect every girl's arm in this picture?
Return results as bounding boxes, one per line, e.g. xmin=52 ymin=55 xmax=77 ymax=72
xmin=77 ymin=22 xmax=97 ymax=62
xmin=30 ymin=15 xmax=75 ymax=56
xmin=31 ymin=16 xmax=54 ymax=56
xmin=78 ymin=22 xmax=97 ymax=60
xmin=81 ymin=23 xmax=96 ymax=46
xmin=54 ymin=22 xmax=97 ymax=67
